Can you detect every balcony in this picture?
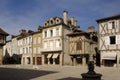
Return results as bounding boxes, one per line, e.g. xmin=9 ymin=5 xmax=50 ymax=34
xmin=41 ymin=47 xmax=62 ymax=52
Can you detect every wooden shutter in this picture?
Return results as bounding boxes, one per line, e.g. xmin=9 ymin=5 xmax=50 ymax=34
xmin=76 ymin=41 xmax=82 ymax=50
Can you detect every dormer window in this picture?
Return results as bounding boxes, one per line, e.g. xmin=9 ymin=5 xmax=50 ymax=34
xmin=51 ymin=20 xmax=53 ymax=25
xmin=49 ymin=17 xmax=55 ymax=25
xmin=45 ymin=23 xmax=47 ymax=26
xmin=44 ymin=21 xmax=48 ymax=27
xmin=56 ymin=18 xmax=61 ymax=24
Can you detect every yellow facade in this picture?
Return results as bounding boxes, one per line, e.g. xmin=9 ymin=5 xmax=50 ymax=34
xmin=32 ymin=28 xmax=42 ymax=65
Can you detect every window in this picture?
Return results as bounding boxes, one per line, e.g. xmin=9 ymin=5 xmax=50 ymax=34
xmin=56 ymin=28 xmax=59 ymax=36
xmin=29 ymin=47 xmax=32 ymax=54
xmin=26 ymin=47 xmax=28 ymax=54
xmin=33 ymin=48 xmax=36 ymax=53
xmin=38 ymin=47 xmax=41 ymax=53
xmin=45 ymin=31 xmax=47 ymax=38
xmin=50 ymin=30 xmax=53 ymax=37
xmin=108 ymin=21 xmax=115 ymax=29
xmin=110 ymin=36 xmax=116 ymax=44
xmin=23 ymin=48 xmax=25 ymax=54
xmin=49 ymin=41 xmax=53 ymax=50
xmin=38 ymin=37 xmax=41 ymax=43
xmin=34 ymin=38 xmax=36 ymax=44
xmin=76 ymin=41 xmax=82 ymax=50
xmin=44 ymin=42 xmax=48 ymax=49
xmin=51 ymin=20 xmax=53 ymax=25
xmin=56 ymin=39 xmax=61 ymax=48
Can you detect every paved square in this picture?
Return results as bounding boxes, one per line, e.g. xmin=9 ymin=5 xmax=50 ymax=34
xmin=0 ymin=65 xmax=120 ymax=80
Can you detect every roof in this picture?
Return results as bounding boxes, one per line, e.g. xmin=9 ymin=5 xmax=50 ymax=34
xmin=0 ymin=28 xmax=9 ymax=36
xmin=67 ymin=30 xmax=89 ymax=36
xmin=96 ymin=14 xmax=120 ymax=22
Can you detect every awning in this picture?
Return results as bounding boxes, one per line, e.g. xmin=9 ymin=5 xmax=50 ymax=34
xmin=52 ymin=54 xmax=59 ymax=58
xmin=47 ymin=54 xmax=52 ymax=58
xmin=102 ymin=53 xmax=117 ymax=60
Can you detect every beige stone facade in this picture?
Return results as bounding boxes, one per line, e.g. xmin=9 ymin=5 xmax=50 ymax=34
xmin=32 ymin=26 xmax=43 ymax=65
xmin=41 ymin=11 xmax=78 ymax=65
xmin=18 ymin=30 xmax=33 ymax=65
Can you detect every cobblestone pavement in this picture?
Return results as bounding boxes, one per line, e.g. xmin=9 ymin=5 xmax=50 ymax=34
xmin=0 ymin=65 xmax=120 ymax=80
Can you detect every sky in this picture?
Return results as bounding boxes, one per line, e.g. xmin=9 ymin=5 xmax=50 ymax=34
xmin=0 ymin=0 xmax=120 ymax=38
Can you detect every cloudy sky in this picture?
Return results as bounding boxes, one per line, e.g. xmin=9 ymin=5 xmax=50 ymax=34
xmin=0 ymin=0 xmax=120 ymax=37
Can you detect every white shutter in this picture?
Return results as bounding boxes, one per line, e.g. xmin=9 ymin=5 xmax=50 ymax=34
xmin=116 ymin=35 xmax=120 ymax=44
xmin=47 ymin=30 xmax=50 ymax=37
xmin=50 ymin=41 xmax=53 ymax=50
xmin=56 ymin=39 xmax=60 ymax=47
xmin=53 ymin=28 xmax=56 ymax=36
xmin=44 ymin=42 xmax=47 ymax=49
xmin=105 ymin=36 xmax=110 ymax=45
xmin=43 ymin=31 xmax=45 ymax=38
xmin=108 ymin=22 xmax=112 ymax=29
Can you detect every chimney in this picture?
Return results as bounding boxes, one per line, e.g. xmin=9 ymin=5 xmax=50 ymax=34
xmin=74 ymin=20 xmax=78 ymax=26
xmin=38 ymin=26 xmax=42 ymax=32
xmin=63 ymin=10 xmax=68 ymax=25
xmin=70 ymin=16 xmax=75 ymax=26
xmin=19 ymin=29 xmax=26 ymax=34
xmin=88 ymin=26 xmax=95 ymax=32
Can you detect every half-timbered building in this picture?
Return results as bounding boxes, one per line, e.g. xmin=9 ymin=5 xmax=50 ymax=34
xmin=67 ymin=28 xmax=97 ymax=66
xmin=0 ymin=28 xmax=9 ymax=64
xmin=97 ymin=14 xmax=120 ymax=67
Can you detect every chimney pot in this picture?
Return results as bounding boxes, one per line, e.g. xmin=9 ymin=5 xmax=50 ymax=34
xmin=63 ymin=10 xmax=68 ymax=25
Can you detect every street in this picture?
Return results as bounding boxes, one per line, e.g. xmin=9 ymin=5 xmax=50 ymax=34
xmin=0 ymin=65 xmax=120 ymax=80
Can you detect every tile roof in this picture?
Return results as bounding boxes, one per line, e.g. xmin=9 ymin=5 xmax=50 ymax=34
xmin=0 ymin=28 xmax=9 ymax=36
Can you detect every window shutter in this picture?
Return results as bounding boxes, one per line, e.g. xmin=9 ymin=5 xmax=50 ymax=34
xmin=76 ymin=41 xmax=82 ymax=50
xmin=47 ymin=30 xmax=50 ymax=37
xmin=43 ymin=31 xmax=45 ymax=38
xmin=116 ymin=35 xmax=120 ymax=44
xmin=108 ymin=22 xmax=112 ymax=29
xmin=105 ymin=36 xmax=110 ymax=45
xmin=53 ymin=29 xmax=56 ymax=36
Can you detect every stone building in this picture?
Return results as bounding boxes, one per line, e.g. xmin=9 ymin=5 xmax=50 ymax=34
xmin=0 ymin=28 xmax=9 ymax=64
xmin=18 ymin=29 xmax=33 ymax=65
xmin=41 ymin=11 xmax=79 ymax=65
xmin=32 ymin=26 xmax=43 ymax=65
xmin=97 ymin=14 xmax=120 ymax=67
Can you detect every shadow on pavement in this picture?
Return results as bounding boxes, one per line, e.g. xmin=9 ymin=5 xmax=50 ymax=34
xmin=0 ymin=67 xmax=57 ymax=80
xmin=57 ymin=77 xmax=82 ymax=80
